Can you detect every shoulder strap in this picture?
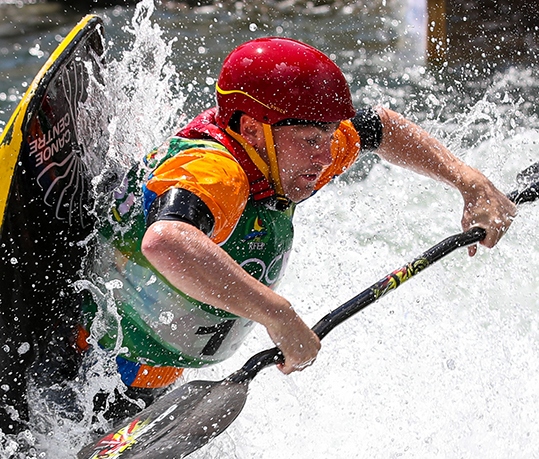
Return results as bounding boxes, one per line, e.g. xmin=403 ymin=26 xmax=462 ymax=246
xmin=177 ymin=108 xmax=275 ymax=202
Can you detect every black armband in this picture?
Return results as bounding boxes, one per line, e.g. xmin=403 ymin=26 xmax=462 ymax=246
xmin=146 ymin=188 xmax=215 ymax=237
xmin=351 ymin=107 xmax=383 ymax=151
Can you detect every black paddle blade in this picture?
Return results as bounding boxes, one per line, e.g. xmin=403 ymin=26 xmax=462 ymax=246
xmin=508 ymin=162 xmax=539 ymax=204
xmin=77 ymin=378 xmax=249 ymax=459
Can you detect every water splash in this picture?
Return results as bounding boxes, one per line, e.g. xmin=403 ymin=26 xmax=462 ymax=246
xmin=103 ymin=0 xmax=186 ymax=162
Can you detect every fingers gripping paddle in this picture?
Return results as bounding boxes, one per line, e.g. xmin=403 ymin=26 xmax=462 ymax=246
xmin=78 ymin=164 xmax=539 ymax=459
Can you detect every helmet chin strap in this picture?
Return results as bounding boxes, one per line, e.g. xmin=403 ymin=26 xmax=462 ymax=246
xmin=261 ymin=123 xmax=286 ymax=197
xmin=225 ymin=124 xmax=289 ymax=207
xmin=225 ymin=126 xmax=270 ymax=179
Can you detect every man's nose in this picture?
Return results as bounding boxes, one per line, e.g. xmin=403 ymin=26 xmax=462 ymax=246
xmin=311 ymin=144 xmax=333 ymax=167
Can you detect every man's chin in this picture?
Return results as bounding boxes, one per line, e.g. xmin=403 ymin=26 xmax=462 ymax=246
xmin=284 ymin=186 xmax=314 ymax=203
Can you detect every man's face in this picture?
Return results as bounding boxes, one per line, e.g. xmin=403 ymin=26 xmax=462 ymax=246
xmin=239 ymin=115 xmax=339 ymax=203
xmin=271 ymin=123 xmax=338 ymax=202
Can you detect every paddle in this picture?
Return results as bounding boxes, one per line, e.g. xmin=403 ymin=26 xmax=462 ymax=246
xmin=78 ymin=163 xmax=539 ymax=459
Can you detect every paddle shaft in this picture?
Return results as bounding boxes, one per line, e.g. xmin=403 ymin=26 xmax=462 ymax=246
xmin=229 ymin=176 xmax=539 ymax=385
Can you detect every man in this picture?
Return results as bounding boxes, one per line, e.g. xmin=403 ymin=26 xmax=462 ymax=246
xmin=85 ymin=36 xmax=515 ymax=415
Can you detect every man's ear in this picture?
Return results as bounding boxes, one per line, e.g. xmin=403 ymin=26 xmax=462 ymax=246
xmin=239 ymin=115 xmax=264 ymax=148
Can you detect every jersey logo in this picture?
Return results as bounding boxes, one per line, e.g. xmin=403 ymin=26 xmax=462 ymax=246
xmin=243 ymin=216 xmax=267 ymax=251
xmin=244 ymin=216 xmax=266 ymax=241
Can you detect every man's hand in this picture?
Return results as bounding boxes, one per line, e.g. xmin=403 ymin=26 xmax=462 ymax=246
xmin=264 ymin=308 xmax=321 ymax=375
xmin=373 ymin=107 xmax=517 ymax=255
xmin=460 ymin=170 xmax=517 ymax=256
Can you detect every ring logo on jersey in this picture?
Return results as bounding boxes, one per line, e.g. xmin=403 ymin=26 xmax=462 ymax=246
xmin=240 ymin=249 xmax=291 ymax=286
xmin=244 ymin=216 xmax=267 ymax=250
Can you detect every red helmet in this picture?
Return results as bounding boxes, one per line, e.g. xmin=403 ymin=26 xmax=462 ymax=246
xmin=215 ymin=37 xmax=355 ymax=128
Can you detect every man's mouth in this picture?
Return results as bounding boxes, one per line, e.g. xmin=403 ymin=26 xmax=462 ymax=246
xmin=301 ymin=173 xmax=319 ymax=182
xmin=299 ymin=168 xmax=323 ymax=182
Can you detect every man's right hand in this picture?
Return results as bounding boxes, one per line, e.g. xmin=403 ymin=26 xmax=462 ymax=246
xmin=265 ymin=308 xmax=321 ymax=374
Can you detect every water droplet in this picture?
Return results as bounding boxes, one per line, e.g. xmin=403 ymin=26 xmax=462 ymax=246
xmin=159 ymin=311 xmax=174 ymax=325
xmin=17 ymin=342 xmax=30 ymax=355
